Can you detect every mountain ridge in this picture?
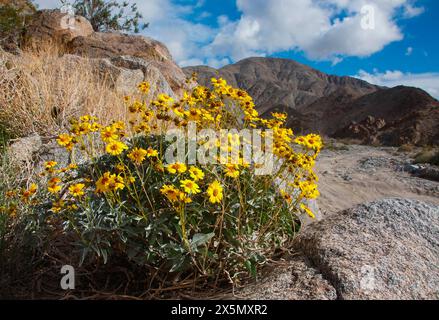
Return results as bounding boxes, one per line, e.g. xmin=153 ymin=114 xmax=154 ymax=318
xmin=184 ymin=57 xmax=438 ymax=146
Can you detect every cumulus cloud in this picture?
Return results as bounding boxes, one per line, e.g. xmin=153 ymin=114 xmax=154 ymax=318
xmin=206 ymin=0 xmax=424 ymax=63
xmin=32 ymin=0 xmax=425 ymax=68
xmin=354 ymin=69 xmax=439 ymax=99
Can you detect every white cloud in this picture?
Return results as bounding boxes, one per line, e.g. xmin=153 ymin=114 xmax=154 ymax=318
xmin=32 ymin=0 xmax=426 ymax=69
xmin=402 ymin=4 xmax=425 ymax=18
xmin=205 ymin=0 xmax=424 ymax=63
xmin=354 ymin=69 xmax=439 ymax=99
xmin=406 ymin=46 xmax=413 ymax=56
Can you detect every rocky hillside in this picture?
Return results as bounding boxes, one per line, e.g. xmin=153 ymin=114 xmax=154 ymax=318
xmin=185 ymin=58 xmax=439 ymax=146
xmin=185 ymin=58 xmax=378 ymax=114
xmin=21 ymin=9 xmax=189 ymax=98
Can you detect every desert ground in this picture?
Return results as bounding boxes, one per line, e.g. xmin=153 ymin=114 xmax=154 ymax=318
xmin=316 ymin=143 xmax=439 ymax=215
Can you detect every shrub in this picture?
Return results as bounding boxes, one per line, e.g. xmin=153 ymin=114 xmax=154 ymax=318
xmin=69 ymin=0 xmax=148 ymax=33
xmin=0 ymin=2 xmax=35 ymax=50
xmin=3 ymin=79 xmax=322 ymax=289
xmin=414 ymin=149 xmax=439 ymax=166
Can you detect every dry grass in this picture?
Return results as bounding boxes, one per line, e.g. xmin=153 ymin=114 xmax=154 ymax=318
xmin=397 ymin=144 xmax=415 ymax=153
xmin=0 ymin=45 xmax=129 ymax=138
xmin=414 ymin=148 xmax=439 ymax=166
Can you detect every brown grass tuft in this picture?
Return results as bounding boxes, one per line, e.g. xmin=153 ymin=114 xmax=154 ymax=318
xmin=0 ymin=45 xmax=129 ymax=138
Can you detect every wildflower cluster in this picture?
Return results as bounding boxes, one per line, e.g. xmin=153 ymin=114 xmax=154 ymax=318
xmin=5 ymin=78 xmax=322 ymax=285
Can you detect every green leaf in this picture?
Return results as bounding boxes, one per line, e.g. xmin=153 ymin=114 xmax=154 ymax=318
xmin=244 ymin=260 xmax=257 ymax=278
xmin=191 ymin=232 xmax=214 ymax=249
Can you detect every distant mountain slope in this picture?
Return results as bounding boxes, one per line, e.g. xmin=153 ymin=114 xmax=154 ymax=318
xmin=184 ymin=57 xmax=378 ymax=115
xmin=184 ymin=57 xmax=439 ymax=146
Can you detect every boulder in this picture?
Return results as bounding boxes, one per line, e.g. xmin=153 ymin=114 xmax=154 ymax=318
xmin=24 ymin=9 xmax=93 ymax=47
xmin=23 ymin=9 xmax=189 ymax=98
xmin=7 ymin=134 xmax=42 ymax=165
xmin=111 ymin=56 xmax=186 ymax=97
xmin=295 ymin=198 xmax=439 ymax=300
xmin=67 ymin=33 xmax=188 ymax=96
xmin=36 ymin=137 xmax=71 ymax=169
xmin=92 ymin=58 xmax=144 ymax=94
xmin=68 ymin=32 xmax=173 ymax=62
xmin=238 ymin=256 xmax=337 ymax=300
xmin=418 ymin=166 xmax=439 ymax=182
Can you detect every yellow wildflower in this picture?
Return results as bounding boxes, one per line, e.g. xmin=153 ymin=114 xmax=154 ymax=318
xmin=69 ymin=183 xmax=85 ymax=198
xmin=179 ymin=192 xmax=192 ymax=204
xmin=281 ymin=190 xmax=292 ymax=204
xmin=180 ymin=179 xmax=201 ymax=194
xmin=51 ymin=199 xmax=65 ymax=213
xmin=44 ymin=161 xmax=58 ymax=170
xmin=138 ymin=81 xmax=150 ymax=94
xmin=108 ymin=174 xmax=125 ymax=192
xmin=160 ymin=185 xmax=180 ymax=203
xmin=272 ymin=112 xmax=287 ymax=121
xmin=146 ymin=148 xmax=159 ymax=158
xmin=128 ymin=147 xmax=148 ymax=165
xmin=48 ymin=184 xmax=62 ymax=194
xmin=21 ymin=183 xmax=37 ymax=201
xmin=96 ymin=172 xmax=112 ymax=194
xmin=207 ymin=180 xmax=223 ymax=204
xmin=189 ymin=166 xmax=204 ymax=181
xmin=101 ymin=126 xmax=119 ymax=142
xmin=166 ymin=162 xmax=187 ymax=174
xmin=48 ymin=177 xmax=62 ymax=194
xmin=300 ymin=203 xmax=316 ymax=219
xmin=106 ymin=140 xmax=128 ymax=156
xmin=224 ymin=164 xmax=240 ymax=178
xmin=57 ymin=134 xmax=73 ymax=147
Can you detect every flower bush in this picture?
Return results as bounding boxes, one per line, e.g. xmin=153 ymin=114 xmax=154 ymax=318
xmin=1 ymin=78 xmax=322 ymax=287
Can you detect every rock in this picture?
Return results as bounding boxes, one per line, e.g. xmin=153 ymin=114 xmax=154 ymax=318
xmin=341 ymin=174 xmax=353 ymax=181
xmin=110 ymin=56 xmax=180 ymax=97
xmin=418 ymin=166 xmax=439 ymax=182
xmin=238 ymin=256 xmax=337 ymax=300
xmin=23 ymin=10 xmax=189 ymax=98
xmin=295 ymin=198 xmax=439 ymax=300
xmin=7 ymin=134 xmax=42 ymax=165
xmin=301 ymin=199 xmax=323 ymax=227
xmin=334 ymin=116 xmax=386 ymax=145
xmin=24 ymin=9 xmax=93 ymax=47
xmin=36 ymin=138 xmax=71 ymax=168
xmin=358 ymin=156 xmax=390 ymax=171
xmin=403 ymin=163 xmax=422 ymax=174
xmin=67 ymin=33 xmax=190 ymax=95
xmin=7 ymin=134 xmax=85 ymax=171
xmin=92 ymin=58 xmax=144 ymax=94
xmin=68 ymin=32 xmax=173 ymax=62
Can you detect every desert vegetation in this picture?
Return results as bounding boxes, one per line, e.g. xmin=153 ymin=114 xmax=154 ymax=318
xmin=1 ymin=0 xmax=438 ymax=301
xmin=0 ymin=48 xmax=322 ymax=296
xmin=0 ymin=46 xmax=129 ymax=139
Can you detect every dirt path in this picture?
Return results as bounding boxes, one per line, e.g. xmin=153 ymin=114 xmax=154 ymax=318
xmin=315 ymin=144 xmax=439 ymax=215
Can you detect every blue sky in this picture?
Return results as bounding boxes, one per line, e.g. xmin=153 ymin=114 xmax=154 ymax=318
xmin=34 ymin=0 xmax=439 ymax=97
